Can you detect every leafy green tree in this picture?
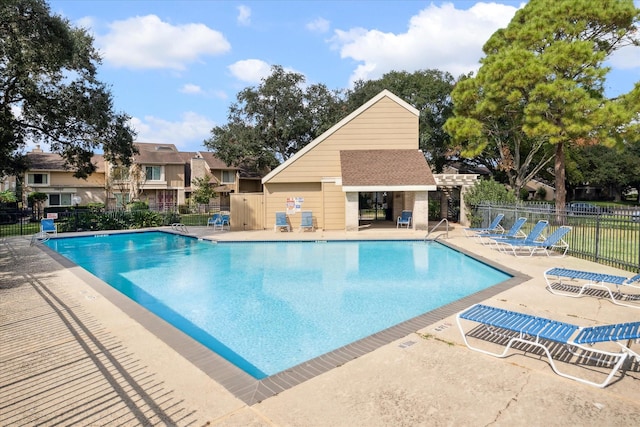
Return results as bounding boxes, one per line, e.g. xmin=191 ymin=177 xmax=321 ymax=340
xmin=191 ymin=175 xmax=217 ymax=206
xmin=0 ymin=190 xmax=17 ymax=203
xmin=204 ymin=65 xmax=344 ymax=173
xmin=445 ymin=0 xmax=640 ymax=211
xmin=569 ymin=141 xmax=640 ymax=202
xmin=346 ymin=69 xmax=455 ymax=172
xmin=0 ymin=0 xmax=137 ymax=179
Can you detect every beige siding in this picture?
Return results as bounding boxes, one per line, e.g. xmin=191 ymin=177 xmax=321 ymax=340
xmin=264 ymin=182 xmax=322 ymax=230
xmin=322 ymin=181 xmax=345 ymax=230
xmin=165 ymin=165 xmax=184 ymax=188
xmin=50 ymin=171 xmax=105 ymax=187
xmin=269 ymin=97 xmax=418 ymax=184
xmin=230 ymin=193 xmax=265 ymax=231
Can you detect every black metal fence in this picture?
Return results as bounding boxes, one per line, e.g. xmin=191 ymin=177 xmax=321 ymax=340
xmin=0 ymin=206 xmax=224 ymax=238
xmin=475 ymin=203 xmax=640 ymax=272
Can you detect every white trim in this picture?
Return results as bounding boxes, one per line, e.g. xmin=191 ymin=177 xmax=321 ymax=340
xmin=321 ymin=177 xmax=342 ymax=184
xmin=262 ymin=90 xmax=419 ymax=184
xmin=342 ymin=185 xmax=436 ymax=192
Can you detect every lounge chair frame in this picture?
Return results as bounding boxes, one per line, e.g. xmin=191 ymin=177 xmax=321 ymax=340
xmin=544 ymin=267 xmax=640 ymax=309
xmin=464 ymin=213 xmax=504 ymax=237
xmin=495 ymin=223 xmax=571 ymax=257
xmin=479 ymin=217 xmax=527 ymax=246
xmin=456 ymin=304 xmax=640 ymax=388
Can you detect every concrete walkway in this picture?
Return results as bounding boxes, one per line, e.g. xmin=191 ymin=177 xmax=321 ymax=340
xmin=1 ymin=226 xmax=639 ymax=426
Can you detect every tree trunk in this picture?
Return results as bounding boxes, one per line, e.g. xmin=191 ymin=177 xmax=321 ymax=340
xmin=554 ymin=142 xmax=566 ymax=222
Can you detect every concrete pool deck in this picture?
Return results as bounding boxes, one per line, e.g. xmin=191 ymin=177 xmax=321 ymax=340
xmin=1 ymin=225 xmax=639 ymax=426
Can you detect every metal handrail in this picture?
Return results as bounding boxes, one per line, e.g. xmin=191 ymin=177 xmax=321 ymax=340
xmin=171 ymin=223 xmax=188 ymax=233
xmin=424 ymin=218 xmax=449 ymax=241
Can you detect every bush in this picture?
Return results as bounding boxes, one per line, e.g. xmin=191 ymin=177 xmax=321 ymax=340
xmin=519 ymin=188 xmax=530 ymax=201
xmin=465 ymin=179 xmax=517 ymax=226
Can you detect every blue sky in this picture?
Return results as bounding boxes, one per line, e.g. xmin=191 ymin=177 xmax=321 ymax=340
xmin=47 ymin=0 xmax=640 ymax=154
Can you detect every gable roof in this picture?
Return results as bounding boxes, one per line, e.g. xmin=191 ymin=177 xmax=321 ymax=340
xmin=197 ymin=151 xmax=239 ymax=170
xmin=340 ymin=150 xmax=436 ymax=191
xmin=134 ymin=142 xmax=185 ymax=164
xmin=27 ymin=152 xmax=106 ymax=173
xmin=262 ymin=90 xmax=418 ymax=184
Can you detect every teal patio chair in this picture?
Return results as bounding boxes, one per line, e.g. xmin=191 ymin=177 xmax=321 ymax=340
xmin=274 ymin=211 xmax=290 ymax=232
xmin=40 ymin=218 xmax=57 ymax=235
xmin=300 ymin=211 xmax=314 ymax=232
xmin=396 ymin=210 xmax=412 ymax=228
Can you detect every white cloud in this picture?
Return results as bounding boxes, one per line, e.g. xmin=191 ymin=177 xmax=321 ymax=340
xmin=228 ymin=59 xmax=272 ymax=83
xmin=98 ymin=15 xmax=231 ymax=70
xmin=129 ymin=112 xmax=216 ymax=151
xmin=331 ymin=2 xmax=519 ymax=85
xmin=180 ymin=83 xmax=202 ymax=94
xmin=307 ymin=17 xmax=330 ymax=33
xmin=608 ymin=44 xmax=640 ymax=69
xmin=237 ymin=5 xmax=251 ymax=26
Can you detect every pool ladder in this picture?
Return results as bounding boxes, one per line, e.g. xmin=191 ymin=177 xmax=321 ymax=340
xmin=171 ymin=223 xmax=189 ymax=233
xmin=30 ymin=232 xmax=50 ymax=246
xmin=424 ymin=218 xmax=449 ymax=242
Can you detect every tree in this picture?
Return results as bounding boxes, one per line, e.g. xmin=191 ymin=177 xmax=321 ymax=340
xmin=445 ymin=0 xmax=640 ymax=211
xmin=191 ymin=175 xmax=217 ymax=208
xmin=0 ymin=0 xmax=137 ymax=179
xmin=204 ymin=65 xmax=344 ymax=173
xmin=346 ymin=69 xmax=456 ymax=172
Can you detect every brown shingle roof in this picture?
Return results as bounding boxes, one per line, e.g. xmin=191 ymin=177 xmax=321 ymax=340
xmin=27 ymin=152 xmax=105 ymax=172
xmin=133 ymin=142 xmax=185 ymax=164
xmin=340 ymin=150 xmax=435 ymax=187
xmin=197 ymin=151 xmax=238 ymax=170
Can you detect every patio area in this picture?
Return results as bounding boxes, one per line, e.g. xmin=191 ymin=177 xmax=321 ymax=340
xmin=1 ymin=226 xmax=639 ymax=426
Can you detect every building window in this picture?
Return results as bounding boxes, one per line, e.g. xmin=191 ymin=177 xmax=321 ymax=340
xmin=49 ymin=193 xmax=72 ymax=206
xmin=145 ymin=166 xmax=162 ymax=181
xmin=27 ymin=173 xmax=48 ymax=185
xmin=222 ymin=170 xmax=235 ymax=183
xmin=111 ymin=166 xmax=129 ymax=181
xmin=115 ymin=193 xmax=130 ymax=209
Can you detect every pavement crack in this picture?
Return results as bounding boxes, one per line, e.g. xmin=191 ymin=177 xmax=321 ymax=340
xmin=486 ymin=370 xmax=531 ymax=426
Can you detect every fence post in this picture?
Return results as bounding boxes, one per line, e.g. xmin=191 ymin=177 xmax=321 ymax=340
xmin=594 ymin=214 xmax=601 ymax=263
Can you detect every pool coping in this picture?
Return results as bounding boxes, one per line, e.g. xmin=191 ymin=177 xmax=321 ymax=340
xmin=38 ymin=231 xmax=529 ymax=405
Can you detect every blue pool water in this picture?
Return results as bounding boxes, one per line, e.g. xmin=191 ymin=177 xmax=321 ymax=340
xmin=45 ymin=232 xmax=511 ymax=379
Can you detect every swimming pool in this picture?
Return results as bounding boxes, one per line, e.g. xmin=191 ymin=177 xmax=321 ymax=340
xmin=45 ymin=231 xmax=511 ymax=379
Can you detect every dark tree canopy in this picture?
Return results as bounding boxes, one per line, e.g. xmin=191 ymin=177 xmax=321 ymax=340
xmin=204 ymin=65 xmax=344 ymax=173
xmin=346 ymin=69 xmax=456 ymax=172
xmin=0 ymin=0 xmax=137 ymax=179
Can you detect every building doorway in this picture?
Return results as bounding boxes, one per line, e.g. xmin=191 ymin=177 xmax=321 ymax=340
xmin=359 ymin=192 xmax=392 ymax=223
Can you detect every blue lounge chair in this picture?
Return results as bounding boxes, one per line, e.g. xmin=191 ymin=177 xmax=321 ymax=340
xmin=207 ymin=213 xmax=223 ymax=230
xmin=456 ymin=304 xmax=640 ymax=388
xmin=496 ymin=224 xmax=570 ymax=257
xmin=40 ymin=218 xmax=57 ymax=235
xmin=544 ymin=267 xmax=640 ymax=309
xmin=300 ymin=211 xmax=314 ymax=232
xmin=274 ymin=211 xmax=290 ymax=232
xmin=490 ymin=219 xmax=547 ymax=245
xmin=463 ymin=213 xmax=504 ymax=237
xmin=479 ymin=217 xmax=527 ymax=245
xmin=397 ymin=210 xmax=412 ymax=228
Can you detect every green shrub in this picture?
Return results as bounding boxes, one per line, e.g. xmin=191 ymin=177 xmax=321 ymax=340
xmin=465 ymin=179 xmax=517 ymax=226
